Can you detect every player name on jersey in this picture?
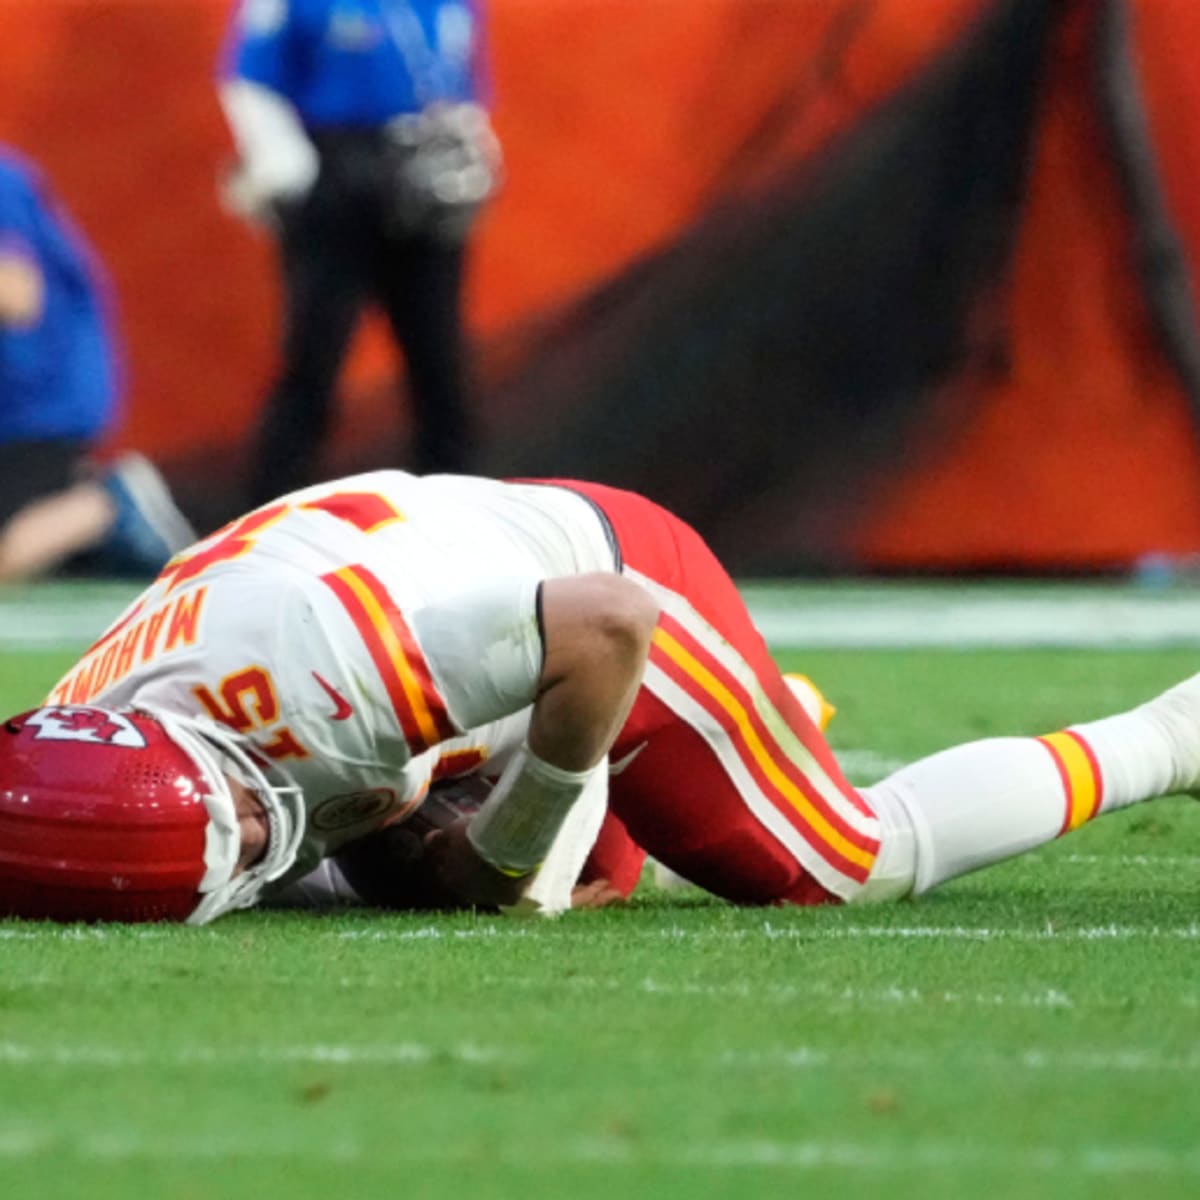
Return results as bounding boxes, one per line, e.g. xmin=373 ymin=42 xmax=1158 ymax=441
xmin=48 ymin=588 xmax=208 ymax=706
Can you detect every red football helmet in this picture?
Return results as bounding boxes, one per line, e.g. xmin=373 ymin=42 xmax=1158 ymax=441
xmin=0 ymin=705 xmax=305 ymax=924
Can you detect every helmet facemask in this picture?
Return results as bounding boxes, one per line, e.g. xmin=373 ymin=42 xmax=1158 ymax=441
xmin=144 ymin=707 xmax=306 ymax=925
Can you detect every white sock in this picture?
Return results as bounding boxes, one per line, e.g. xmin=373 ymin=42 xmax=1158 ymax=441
xmin=859 ymin=699 xmax=1185 ymax=898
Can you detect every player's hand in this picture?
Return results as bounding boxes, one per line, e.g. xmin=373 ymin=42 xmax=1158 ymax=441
xmin=422 ymin=816 xmax=531 ymax=910
xmin=570 ymin=878 xmax=626 ymax=910
xmin=218 ymin=160 xmax=313 ymax=231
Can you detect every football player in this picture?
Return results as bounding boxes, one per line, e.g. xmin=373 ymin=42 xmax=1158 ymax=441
xmin=1 ymin=470 xmax=1198 ymax=923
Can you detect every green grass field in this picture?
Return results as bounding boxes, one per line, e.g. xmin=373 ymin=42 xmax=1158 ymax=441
xmin=2 ymin=584 xmax=1199 ymax=1198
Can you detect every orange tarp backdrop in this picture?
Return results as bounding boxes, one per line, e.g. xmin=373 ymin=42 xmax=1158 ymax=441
xmin=3 ymin=0 xmax=1200 ymax=568
xmin=0 ymin=0 xmax=981 ymax=458
xmin=855 ymin=0 xmax=1200 ymax=567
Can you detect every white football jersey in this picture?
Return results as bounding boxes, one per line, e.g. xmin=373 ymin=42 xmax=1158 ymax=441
xmin=47 ymin=472 xmax=617 ymax=882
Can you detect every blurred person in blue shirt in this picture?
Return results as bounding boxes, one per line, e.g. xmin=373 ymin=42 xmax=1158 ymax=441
xmin=219 ymin=0 xmax=502 ymax=506
xmin=0 ymin=147 xmax=195 ymax=582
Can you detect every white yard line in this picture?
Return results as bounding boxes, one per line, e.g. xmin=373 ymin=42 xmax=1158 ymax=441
xmin=4 ymin=919 xmax=1198 ymax=944
xmin=496 ymin=973 xmax=1199 ymax=1011
xmin=759 ymin=921 xmax=1200 ymax=942
xmin=1057 ymin=853 xmax=1200 ymax=867
xmin=4 ymin=1036 xmax=1195 ymax=1073
xmin=671 ymin=1140 xmax=1200 ymax=1175
xmin=335 ymin=921 xmax=1200 ymax=943
xmin=742 ymin=584 xmax=1200 ymax=648
xmin=641 ymin=979 xmax=1080 ymax=1009
xmin=0 ymin=1041 xmax=507 ymax=1067
xmin=0 ymin=926 xmax=179 ymax=941
xmin=0 ymin=1039 xmax=1193 ymax=1074
xmin=6 ymin=584 xmax=1200 ymax=651
xmin=0 ymin=1127 xmax=1196 ymax=1175
xmin=0 ymin=588 xmax=138 ymax=651
xmin=716 ymin=1046 xmax=1200 ymax=1073
xmin=9 ymin=966 xmax=1192 ymax=1012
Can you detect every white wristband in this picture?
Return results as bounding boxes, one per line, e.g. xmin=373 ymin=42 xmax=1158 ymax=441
xmin=467 ymin=744 xmax=602 ymax=876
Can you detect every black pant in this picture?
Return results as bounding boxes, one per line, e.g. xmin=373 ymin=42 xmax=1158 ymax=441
xmin=249 ymin=135 xmax=475 ymax=507
xmin=0 ymin=438 xmax=90 ymax=526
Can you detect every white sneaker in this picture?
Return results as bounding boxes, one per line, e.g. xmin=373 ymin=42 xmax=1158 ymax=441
xmin=98 ymin=453 xmax=196 ymax=575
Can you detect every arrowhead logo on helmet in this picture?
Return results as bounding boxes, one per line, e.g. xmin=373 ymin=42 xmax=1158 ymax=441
xmin=25 ymin=706 xmax=147 ymax=747
xmin=0 ymin=704 xmax=306 ymax=925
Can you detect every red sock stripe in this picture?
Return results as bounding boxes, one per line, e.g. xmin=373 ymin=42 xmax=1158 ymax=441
xmin=1037 ymin=730 xmax=1104 ymax=835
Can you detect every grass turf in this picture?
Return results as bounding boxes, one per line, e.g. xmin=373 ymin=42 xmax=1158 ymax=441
xmin=1 ymin=632 xmax=1199 ymax=1197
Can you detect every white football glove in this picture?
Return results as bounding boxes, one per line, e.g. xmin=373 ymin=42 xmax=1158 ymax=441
xmin=218 ymin=79 xmax=320 ymax=224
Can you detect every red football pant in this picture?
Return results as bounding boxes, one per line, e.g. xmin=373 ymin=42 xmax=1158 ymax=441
xmin=552 ymin=481 xmax=879 ymax=906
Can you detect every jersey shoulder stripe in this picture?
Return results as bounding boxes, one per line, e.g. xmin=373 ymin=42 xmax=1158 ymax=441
xmin=320 ymin=563 xmax=456 ymax=754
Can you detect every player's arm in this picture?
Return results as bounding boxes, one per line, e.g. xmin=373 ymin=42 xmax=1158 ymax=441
xmin=217 ymin=2 xmax=318 ymax=222
xmin=218 ymin=80 xmax=319 ymax=222
xmin=425 ymin=573 xmax=658 ymax=908
xmin=0 ymin=246 xmax=43 ymax=327
xmin=529 ymin=573 xmax=657 ymax=769
xmin=0 ymin=166 xmax=48 ymax=328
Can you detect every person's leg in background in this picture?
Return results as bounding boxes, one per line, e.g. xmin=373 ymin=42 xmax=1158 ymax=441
xmin=248 ymin=179 xmax=370 ymax=508
xmin=0 ymin=442 xmax=193 ymax=581
xmin=0 ymin=440 xmax=112 ymax=581
xmin=374 ymin=230 xmax=474 ymax=475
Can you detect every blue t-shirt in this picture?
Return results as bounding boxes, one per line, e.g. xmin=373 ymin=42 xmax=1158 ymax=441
xmin=0 ymin=149 xmax=118 ymax=444
xmin=224 ymin=0 xmax=485 ymax=128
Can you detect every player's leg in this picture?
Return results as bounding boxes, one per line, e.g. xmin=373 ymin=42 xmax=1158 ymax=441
xmin=857 ymin=676 xmax=1199 ymax=898
xmin=91 ymin=453 xmax=196 ymax=575
xmin=560 ymin=480 xmax=877 ymax=904
xmin=553 ymin=480 xmax=1200 ymax=907
xmin=602 ymin=646 xmax=1200 ymax=906
xmin=0 ymin=441 xmax=195 ymax=581
xmin=248 ymin=178 xmax=369 ymax=507
xmin=0 ymin=486 xmax=113 ymax=581
xmin=581 ymin=806 xmax=647 ymax=898
xmin=604 ymin=688 xmax=851 ymax=904
xmin=584 ymin=673 xmax=837 ymax=897
xmin=373 ymin=231 xmax=473 ymax=474
xmin=561 ymin=480 xmax=1200 ymax=906
xmin=0 ymin=440 xmax=108 ymax=580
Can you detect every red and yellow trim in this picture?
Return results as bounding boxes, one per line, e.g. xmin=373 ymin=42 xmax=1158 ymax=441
xmin=1037 ymin=730 xmax=1104 ymax=834
xmin=161 ymin=503 xmax=289 ymax=593
xmin=649 ymin=613 xmax=878 ymax=882
xmin=321 ymin=565 xmax=456 ymax=754
xmin=301 ymin=492 xmax=404 ymax=534
xmin=433 ymin=747 xmax=489 ymax=781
